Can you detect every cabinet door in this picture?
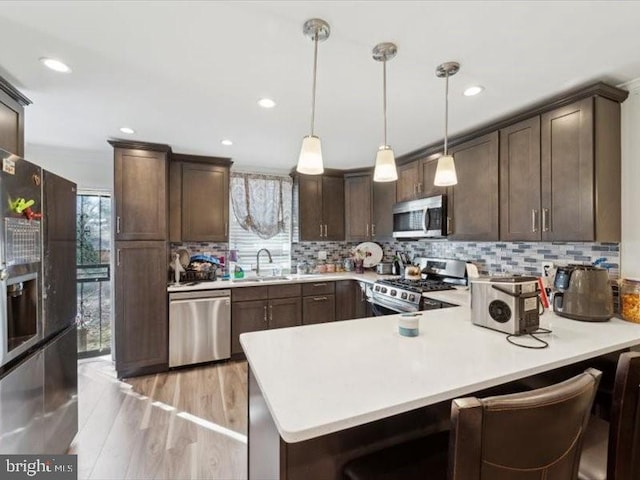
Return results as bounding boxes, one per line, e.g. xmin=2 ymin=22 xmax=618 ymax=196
xmin=322 ymin=176 xmax=345 ymax=240
xmin=182 ymin=163 xmax=229 ymax=241
xmin=396 ymin=160 xmax=420 ymax=202
xmin=115 ymin=241 xmax=168 ymax=376
xmin=500 ymin=117 xmax=542 ymax=241
xmin=541 ymin=98 xmax=594 ymax=241
xmin=345 ymin=175 xmax=372 ymax=241
xmin=302 ymin=295 xmax=335 ymax=325
xmin=298 ymin=175 xmax=323 ymax=241
xmin=0 ymin=93 xmax=23 ymax=156
xmin=114 ymin=148 xmax=168 ymax=240
xmin=419 ymin=155 xmax=448 ymax=198
xmin=336 ymin=280 xmax=366 ymax=321
xmin=372 ymin=180 xmax=396 ymax=240
xmin=269 ymin=297 xmax=302 ymax=330
xmin=231 ymin=300 xmax=268 ymax=355
xmin=449 ymin=132 xmax=499 ymax=241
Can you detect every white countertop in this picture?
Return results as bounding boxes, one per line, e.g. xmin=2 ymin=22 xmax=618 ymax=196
xmin=240 ymin=298 xmax=640 ymax=443
xmin=167 ymin=271 xmax=392 ymax=292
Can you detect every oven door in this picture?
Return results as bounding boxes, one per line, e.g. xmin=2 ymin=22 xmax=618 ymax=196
xmin=370 ymin=301 xmax=402 ymax=317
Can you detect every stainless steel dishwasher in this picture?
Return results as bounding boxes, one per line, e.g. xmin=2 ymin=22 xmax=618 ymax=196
xmin=169 ymin=289 xmax=231 ymax=367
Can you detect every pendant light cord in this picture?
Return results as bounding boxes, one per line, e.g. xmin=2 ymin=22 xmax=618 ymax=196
xmin=383 ymin=60 xmax=388 ymax=146
xmin=444 ymin=71 xmax=449 ymax=155
xmin=310 ymin=32 xmax=319 ymax=136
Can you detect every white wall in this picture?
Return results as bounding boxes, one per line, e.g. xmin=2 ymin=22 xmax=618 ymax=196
xmin=24 ymin=143 xmax=112 ymax=192
xmin=621 ymin=78 xmax=640 ymax=279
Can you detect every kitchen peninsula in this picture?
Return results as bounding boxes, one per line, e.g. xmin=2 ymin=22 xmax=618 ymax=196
xmin=241 ymin=294 xmax=640 ymax=479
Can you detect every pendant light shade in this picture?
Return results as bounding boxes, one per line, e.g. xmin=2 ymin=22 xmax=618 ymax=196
xmin=298 ymin=135 xmax=323 ymax=175
xmin=434 ymin=61 xmax=460 ymax=187
xmin=297 ymin=19 xmax=330 ymax=175
xmin=373 ymin=146 xmax=398 ymax=182
xmin=372 ymin=42 xmax=398 ymax=182
xmin=434 ymin=154 xmax=457 ymax=186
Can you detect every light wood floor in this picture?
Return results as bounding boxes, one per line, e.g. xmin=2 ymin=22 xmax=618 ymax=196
xmin=70 ymin=357 xmax=248 ymax=480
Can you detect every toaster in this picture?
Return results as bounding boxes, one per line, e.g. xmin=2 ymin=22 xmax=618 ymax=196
xmin=376 ymin=263 xmax=393 ymax=275
xmin=471 ymin=276 xmax=540 ymax=335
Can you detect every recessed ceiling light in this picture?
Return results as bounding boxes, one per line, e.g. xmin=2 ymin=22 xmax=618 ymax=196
xmin=119 ymin=127 xmax=135 ymax=134
xmin=39 ymin=57 xmax=71 ymax=73
xmin=463 ymin=85 xmax=484 ymax=96
xmin=221 ymin=139 xmax=233 ymax=146
xmin=257 ymin=98 xmax=276 ymax=109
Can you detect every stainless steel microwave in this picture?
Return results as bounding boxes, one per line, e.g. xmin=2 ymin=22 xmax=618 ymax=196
xmin=392 ymin=194 xmax=447 ymax=239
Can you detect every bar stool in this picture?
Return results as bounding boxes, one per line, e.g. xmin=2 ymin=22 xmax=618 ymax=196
xmin=579 ymin=352 xmax=640 ymax=480
xmin=344 ymin=368 xmax=602 ymax=480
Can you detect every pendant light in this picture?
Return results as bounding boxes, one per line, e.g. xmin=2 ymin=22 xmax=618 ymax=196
xmin=297 ymin=18 xmax=330 ymax=175
xmin=434 ymin=61 xmax=460 ymax=187
xmin=372 ymin=42 xmax=398 ymax=182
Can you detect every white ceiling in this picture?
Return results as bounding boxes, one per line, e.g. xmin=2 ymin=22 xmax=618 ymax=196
xmin=1 ymin=1 xmax=640 ymax=172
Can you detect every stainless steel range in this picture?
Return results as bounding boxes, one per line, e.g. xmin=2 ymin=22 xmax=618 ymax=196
xmin=371 ymin=257 xmax=467 ymax=314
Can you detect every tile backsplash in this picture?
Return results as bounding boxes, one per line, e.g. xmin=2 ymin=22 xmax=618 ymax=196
xmin=292 ymin=240 xmax=620 ymax=278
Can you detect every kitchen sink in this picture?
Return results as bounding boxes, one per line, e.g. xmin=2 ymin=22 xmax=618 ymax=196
xmin=231 ymin=276 xmax=293 ymax=283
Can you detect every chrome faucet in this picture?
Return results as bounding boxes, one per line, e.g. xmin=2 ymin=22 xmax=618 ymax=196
xmin=256 ymin=248 xmax=273 ymax=276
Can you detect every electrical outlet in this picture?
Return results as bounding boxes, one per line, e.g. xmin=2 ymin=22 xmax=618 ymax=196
xmin=317 ymin=250 xmax=327 ymax=260
xmin=541 ymin=261 xmax=554 ymax=276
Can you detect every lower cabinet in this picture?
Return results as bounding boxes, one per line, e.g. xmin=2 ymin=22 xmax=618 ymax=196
xmin=231 ymin=299 xmax=269 ymax=355
xmin=302 ymin=295 xmax=336 ymax=325
xmin=115 ymin=241 xmax=168 ymax=377
xmin=232 ymin=285 xmax=303 ymax=355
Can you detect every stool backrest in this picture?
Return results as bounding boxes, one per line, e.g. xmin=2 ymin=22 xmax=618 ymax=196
xmin=448 ymin=368 xmax=602 ymax=480
xmin=608 ymin=352 xmax=640 ymax=480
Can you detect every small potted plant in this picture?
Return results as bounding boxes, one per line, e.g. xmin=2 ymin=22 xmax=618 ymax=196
xmin=351 ymin=248 xmax=371 ymax=274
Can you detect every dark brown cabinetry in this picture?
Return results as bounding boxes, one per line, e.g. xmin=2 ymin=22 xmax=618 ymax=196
xmin=112 ymin=143 xmax=170 ymax=241
xmin=302 ymin=295 xmax=336 ymax=325
xmin=396 ymin=161 xmax=420 ymax=203
xmin=419 ymin=154 xmax=448 ymax=198
xmin=498 ymin=97 xmax=621 ymax=242
xmin=169 ymin=154 xmax=231 ymax=242
xmin=540 ymin=97 xmax=620 ymax=241
xmin=336 ymin=280 xmax=369 ymax=321
xmin=231 ymin=285 xmax=302 ymax=355
xmin=449 ymin=132 xmax=500 ymax=241
xmin=0 ymin=75 xmax=30 ymax=156
xmin=345 ymin=173 xmax=396 ymax=242
xmin=114 ymin=241 xmax=168 ymax=377
xmin=499 ymin=117 xmax=541 ymax=241
xmin=298 ymin=174 xmax=345 ymax=241
xmin=345 ymin=174 xmax=372 ymax=242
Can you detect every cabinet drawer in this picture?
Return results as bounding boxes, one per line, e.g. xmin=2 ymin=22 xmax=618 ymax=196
xmin=268 ymin=283 xmax=302 ymax=299
xmin=302 ymin=294 xmax=336 ymax=325
xmin=232 ymin=286 xmax=268 ymax=302
xmin=302 ymin=281 xmax=335 ymax=296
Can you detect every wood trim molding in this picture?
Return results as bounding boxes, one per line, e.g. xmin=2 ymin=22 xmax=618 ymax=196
xmin=396 ymin=81 xmax=629 ymax=165
xmin=171 ymin=152 xmax=233 ymax=167
xmin=0 ymin=74 xmax=31 ymax=106
xmin=107 ymin=138 xmax=172 ymax=152
xmin=289 ymin=167 xmax=345 ymax=178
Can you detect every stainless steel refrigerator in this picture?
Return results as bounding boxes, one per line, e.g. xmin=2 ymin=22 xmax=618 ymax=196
xmin=0 ymin=148 xmax=78 ymax=454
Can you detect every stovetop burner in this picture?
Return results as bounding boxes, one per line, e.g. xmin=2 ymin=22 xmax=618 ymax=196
xmin=377 ymin=278 xmax=455 ymax=293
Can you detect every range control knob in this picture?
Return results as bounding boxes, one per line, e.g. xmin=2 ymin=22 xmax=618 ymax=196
xmin=401 ymin=292 xmax=408 ymax=300
xmin=374 ymin=286 xmax=380 ymax=292
xmin=381 ymin=287 xmax=387 ymax=294
xmin=390 ymin=289 xmax=397 ymax=297
xmin=409 ymin=294 xmax=416 ymax=302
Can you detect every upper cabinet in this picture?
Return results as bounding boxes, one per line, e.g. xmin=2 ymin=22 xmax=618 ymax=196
xmin=449 ymin=131 xmax=500 ymax=241
xmin=396 ymin=161 xmax=421 ymax=203
xmin=297 ymin=173 xmax=345 ymax=241
xmin=170 ymin=154 xmax=231 ymax=242
xmin=111 ymin=141 xmax=170 ymax=241
xmin=499 ymin=96 xmax=621 ymax=242
xmin=0 ymin=75 xmax=31 ymax=156
xmin=345 ymin=173 xmax=396 ymax=242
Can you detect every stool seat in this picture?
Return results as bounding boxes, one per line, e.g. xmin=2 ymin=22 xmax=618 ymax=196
xmin=343 ymin=431 xmax=449 ymax=480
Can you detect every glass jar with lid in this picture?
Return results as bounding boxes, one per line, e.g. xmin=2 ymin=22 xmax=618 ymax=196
xmin=620 ymin=278 xmax=640 ymax=323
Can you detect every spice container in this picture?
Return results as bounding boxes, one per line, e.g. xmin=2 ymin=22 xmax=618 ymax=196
xmin=326 ymin=263 xmax=336 ymax=273
xmin=620 ymin=279 xmax=640 ymax=323
xmin=317 ymin=262 xmax=327 ymax=274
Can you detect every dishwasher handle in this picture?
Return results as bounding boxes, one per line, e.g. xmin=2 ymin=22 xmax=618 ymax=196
xmin=170 ymin=297 xmax=230 ymax=306
xmin=169 ymin=289 xmax=231 ymax=301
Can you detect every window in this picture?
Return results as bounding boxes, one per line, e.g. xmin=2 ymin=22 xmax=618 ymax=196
xmin=229 ymin=173 xmax=292 ymax=273
xmin=76 ymin=193 xmax=111 ymax=357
